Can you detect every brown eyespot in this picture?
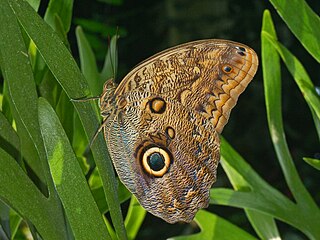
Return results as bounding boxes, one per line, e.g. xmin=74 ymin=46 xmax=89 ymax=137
xmin=149 ymin=97 xmax=166 ymax=114
xmin=165 ymin=126 xmax=175 ymax=139
xmin=142 ymin=147 xmax=172 ymax=177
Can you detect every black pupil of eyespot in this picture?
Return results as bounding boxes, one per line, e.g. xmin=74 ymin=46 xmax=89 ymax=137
xmin=224 ymin=66 xmax=232 ymax=72
xmin=148 ymin=153 xmax=165 ymax=171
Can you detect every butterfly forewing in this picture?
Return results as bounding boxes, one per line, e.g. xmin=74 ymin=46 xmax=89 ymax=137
xmin=115 ymin=39 xmax=258 ymax=133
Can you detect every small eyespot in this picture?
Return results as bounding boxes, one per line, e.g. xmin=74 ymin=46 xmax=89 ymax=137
xmin=142 ymin=147 xmax=172 ymax=177
xmin=237 ymin=51 xmax=246 ymax=56
xmin=236 ymin=46 xmax=246 ymax=52
xmin=148 ymin=97 xmax=166 ymax=114
xmin=165 ymin=126 xmax=175 ymax=139
xmin=222 ymin=65 xmax=232 ymax=73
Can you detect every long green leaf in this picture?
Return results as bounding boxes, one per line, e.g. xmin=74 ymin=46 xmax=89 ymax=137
xmin=211 ymin=136 xmax=320 ymax=238
xmin=38 ymin=97 xmax=111 ymax=240
xmin=0 ymin=111 xmax=20 ymax=162
xmin=0 ymin=0 xmax=45 ymax=184
xmin=0 ymin=148 xmax=68 ymax=240
xmin=8 ymin=1 xmax=127 ymax=238
xmin=76 ymin=26 xmax=100 ymax=96
xmin=44 ymin=0 xmax=74 ymax=32
xmin=220 ymin=137 xmax=280 ymax=240
xmin=170 ymin=210 xmax=256 ymax=240
xmin=0 ymin=2 xmax=69 ymax=238
xmin=89 ymin=170 xmax=131 ymax=213
xmin=9 ymin=209 xmax=22 ymax=239
xmin=100 ymin=35 xmax=118 ymax=81
xmin=262 ymin=33 xmax=320 ymax=121
xmin=0 ymin=200 xmax=10 ymax=239
xmin=26 ymin=0 xmax=40 ymax=11
xmin=124 ymin=196 xmax=146 ymax=240
xmin=303 ymin=157 xmax=320 ymax=170
xmin=269 ymin=0 xmax=320 ymax=63
xmin=261 ymin=10 xmax=319 ymax=211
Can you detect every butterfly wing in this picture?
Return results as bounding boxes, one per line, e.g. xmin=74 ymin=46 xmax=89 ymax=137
xmin=105 ymin=94 xmax=220 ymax=223
xmin=115 ymin=39 xmax=258 ymax=133
xmin=102 ymin=39 xmax=258 ymax=223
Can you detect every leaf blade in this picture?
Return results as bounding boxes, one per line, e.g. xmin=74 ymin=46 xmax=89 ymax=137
xmin=38 ymin=97 xmax=111 ymax=240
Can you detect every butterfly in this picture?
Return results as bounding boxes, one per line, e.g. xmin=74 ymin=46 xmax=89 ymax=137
xmin=99 ymin=39 xmax=258 ymax=223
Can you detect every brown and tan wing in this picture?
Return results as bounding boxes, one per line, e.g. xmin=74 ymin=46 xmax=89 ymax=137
xmin=116 ymin=39 xmax=258 ymax=133
xmin=105 ymin=94 xmax=220 ymax=223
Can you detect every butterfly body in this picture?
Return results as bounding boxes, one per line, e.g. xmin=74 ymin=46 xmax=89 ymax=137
xmin=100 ymin=39 xmax=258 ymax=223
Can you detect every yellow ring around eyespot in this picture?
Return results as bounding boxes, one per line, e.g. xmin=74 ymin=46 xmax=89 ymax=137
xmin=142 ymin=147 xmax=171 ymax=177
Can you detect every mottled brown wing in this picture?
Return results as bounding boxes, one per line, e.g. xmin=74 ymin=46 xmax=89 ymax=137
xmin=104 ymin=93 xmax=220 ymax=223
xmin=115 ymin=39 xmax=258 ymax=133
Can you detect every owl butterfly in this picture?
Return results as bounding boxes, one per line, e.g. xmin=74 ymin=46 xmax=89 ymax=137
xmin=99 ymin=39 xmax=258 ymax=224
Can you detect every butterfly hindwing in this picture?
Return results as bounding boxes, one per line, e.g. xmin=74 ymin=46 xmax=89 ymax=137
xmin=105 ymin=94 xmax=220 ymax=223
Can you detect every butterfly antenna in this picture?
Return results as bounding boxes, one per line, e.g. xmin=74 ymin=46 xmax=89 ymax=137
xmin=89 ymin=118 xmax=108 ymax=148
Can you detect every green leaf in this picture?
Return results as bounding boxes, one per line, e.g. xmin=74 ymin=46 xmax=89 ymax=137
xmin=100 ymin=35 xmax=118 ymax=81
xmin=0 ymin=2 xmax=72 ymax=239
xmin=26 ymin=0 xmax=40 ymax=11
xmin=89 ymin=169 xmax=131 ymax=213
xmin=261 ymin=10 xmax=319 ymax=210
xmin=55 ymin=90 xmax=75 ymax=140
xmin=269 ymin=0 xmax=320 ymax=63
xmin=38 ymin=97 xmax=111 ymax=240
xmin=262 ymin=33 xmax=320 ymax=121
xmin=310 ymin=107 xmax=320 ymax=142
xmin=169 ymin=210 xmax=256 ymax=240
xmin=1 ymin=81 xmax=14 ymax=124
xmin=0 ymin=9 xmax=70 ymax=237
xmin=9 ymin=209 xmax=22 ymax=239
xmin=44 ymin=0 xmax=74 ymax=32
xmin=0 ymin=111 xmax=20 ymax=162
xmin=216 ymin=138 xmax=292 ymax=234
xmin=0 ymin=0 xmax=46 ymax=184
xmin=245 ymin=211 xmax=279 ymax=240
xmin=71 ymin=112 xmax=89 ymax=160
xmin=211 ymin=138 xmax=320 ymax=239
xmin=8 ymin=1 xmax=127 ymax=238
xmin=0 ymin=147 xmax=68 ymax=240
xmin=124 ymin=196 xmax=146 ymax=240
xmin=76 ymin=26 xmax=100 ymax=96
xmin=220 ymin=139 xmax=280 ymax=239
xmin=303 ymin=157 xmax=320 ymax=170
xmin=0 ymin=200 xmax=11 ymax=239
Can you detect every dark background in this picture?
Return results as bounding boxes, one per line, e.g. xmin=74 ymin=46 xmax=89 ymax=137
xmin=44 ymin=0 xmax=320 ymax=239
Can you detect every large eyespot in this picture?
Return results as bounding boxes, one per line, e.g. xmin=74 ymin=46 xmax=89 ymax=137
xmin=148 ymin=97 xmax=166 ymax=114
xmin=142 ymin=147 xmax=172 ymax=177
